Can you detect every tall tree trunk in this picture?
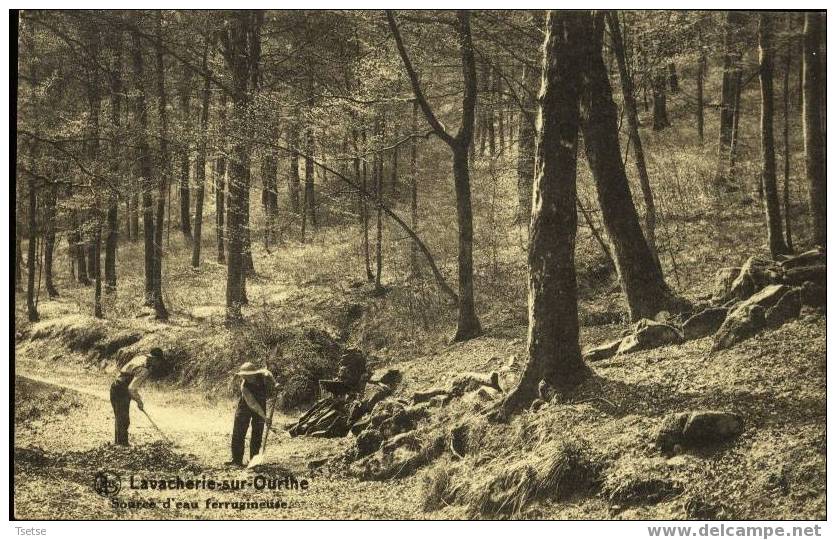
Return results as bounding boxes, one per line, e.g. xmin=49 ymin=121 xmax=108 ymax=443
xmin=516 ymin=64 xmax=537 ymax=226
xmin=361 ymin=128 xmax=372 ymax=281
xmin=43 ymin=181 xmax=58 ymax=298
xmin=105 ymin=31 xmax=123 ymax=295
xmin=192 ymin=38 xmax=211 ymax=268
xmin=287 ymin=124 xmax=301 ymax=213
xmin=26 ymin=159 xmax=39 ymax=322
xmin=651 ymin=71 xmax=670 ymax=130
xmin=667 ymin=62 xmax=679 ymax=92
xmin=70 ymin=213 xmax=89 ymax=285
xmin=803 ymin=12 xmax=826 ymax=247
xmin=580 ymin=13 xmax=683 ymax=321
xmin=728 ymin=69 xmax=744 ymax=187
xmin=501 ymin=10 xmax=590 ymax=416
xmin=715 ymin=12 xmax=745 ymax=186
xmin=84 ymin=25 xmax=104 ymax=319
xmin=409 ymin=100 xmax=420 ymax=276
xmin=151 ymin=11 xmax=169 ymax=320
xmin=305 ymin=128 xmax=316 ymax=230
xmin=178 ymin=68 xmax=193 ymax=241
xmin=129 ymin=22 xmax=161 ymax=316
xmin=759 ymin=14 xmax=790 ymax=258
xmin=216 ymin=92 xmax=227 ymax=264
xmin=495 ymin=67 xmax=505 ymax=155
xmin=388 ymin=9 xmax=482 ymax=341
xmin=242 ymin=165 xmax=254 ymax=276
xmin=782 ymin=16 xmax=794 ymax=252
xmin=608 ymin=11 xmax=659 ymax=267
xmin=375 ymin=116 xmax=385 ymax=292
xmin=697 ymin=51 xmax=706 ymax=143
xmin=222 ymin=11 xmax=261 ymax=324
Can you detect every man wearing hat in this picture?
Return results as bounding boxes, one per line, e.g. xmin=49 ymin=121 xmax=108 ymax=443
xmin=109 ymin=347 xmax=166 ymax=446
xmin=227 ymin=362 xmax=277 ymax=467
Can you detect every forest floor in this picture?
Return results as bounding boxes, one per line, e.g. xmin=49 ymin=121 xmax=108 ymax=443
xmin=13 ymin=243 xmax=826 ymax=519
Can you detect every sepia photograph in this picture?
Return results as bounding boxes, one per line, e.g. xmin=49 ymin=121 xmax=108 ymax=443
xmin=10 ymin=5 xmax=828 ymax=525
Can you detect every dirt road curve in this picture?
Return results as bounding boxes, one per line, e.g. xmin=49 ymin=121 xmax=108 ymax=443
xmin=13 ymin=360 xmax=424 ymax=519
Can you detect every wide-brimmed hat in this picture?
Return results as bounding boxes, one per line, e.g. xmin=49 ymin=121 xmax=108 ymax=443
xmin=149 ymin=347 xmax=165 ymax=359
xmin=236 ymin=362 xmax=267 ymax=377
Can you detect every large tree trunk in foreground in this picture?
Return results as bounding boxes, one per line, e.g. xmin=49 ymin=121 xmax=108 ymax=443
xmin=759 ymin=14 xmax=790 ymax=258
xmin=501 ymin=10 xmax=591 ymax=417
xmin=580 ymin=14 xmax=683 ymax=322
xmin=803 ymin=12 xmax=826 ymax=248
xmin=26 ymin=162 xmax=39 ymax=322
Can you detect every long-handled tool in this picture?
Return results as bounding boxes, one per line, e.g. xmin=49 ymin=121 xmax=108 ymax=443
xmin=140 ymin=408 xmax=172 ymax=444
xmin=247 ymin=394 xmax=280 ymax=469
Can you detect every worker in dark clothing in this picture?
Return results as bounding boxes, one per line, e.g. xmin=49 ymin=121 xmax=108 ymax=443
xmin=109 ymin=348 xmax=166 ymax=446
xmin=226 ymin=362 xmax=277 ymax=467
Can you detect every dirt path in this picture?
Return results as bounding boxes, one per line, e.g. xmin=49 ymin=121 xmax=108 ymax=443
xmin=13 ymin=353 xmax=426 ymax=520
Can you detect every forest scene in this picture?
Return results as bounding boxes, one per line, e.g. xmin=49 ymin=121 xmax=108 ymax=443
xmin=13 ymin=9 xmax=826 ymax=520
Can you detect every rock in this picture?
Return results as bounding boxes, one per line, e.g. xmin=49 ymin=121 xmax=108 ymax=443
xmin=655 ymin=411 xmax=743 ymax=452
xmin=764 ymin=287 xmax=801 ymax=328
xmin=356 ymin=428 xmax=383 ymax=458
xmin=413 ymin=389 xmax=448 ymax=404
xmin=722 ymin=257 xmax=780 ymax=304
xmin=712 ymin=284 xmax=790 ymax=351
xmin=682 ymin=307 xmax=728 ymax=341
xmin=782 ymin=265 xmax=826 ymax=287
xmin=800 ymin=280 xmax=826 ymax=308
xmin=583 ymin=339 xmax=623 ymax=362
xmin=711 ymin=267 xmax=741 ymax=304
xmin=450 ymin=371 xmax=501 ymax=396
xmin=477 ymin=386 xmax=502 ymax=401
xmin=363 ymin=383 xmax=393 ymax=411
xmin=370 ymin=399 xmax=406 ymax=428
xmin=381 ymin=431 xmax=421 ymax=453
xmin=655 ymin=413 xmax=689 ymax=453
xmin=779 ymin=248 xmax=825 ymax=270
xmin=428 ymin=395 xmax=450 ymax=408
xmin=681 ymin=411 xmax=743 ymax=446
xmin=373 ymin=368 xmax=402 ymax=388
xmin=617 ymin=319 xmax=683 ymax=355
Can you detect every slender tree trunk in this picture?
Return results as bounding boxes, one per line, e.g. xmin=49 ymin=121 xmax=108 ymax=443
xmin=43 ymin=181 xmax=58 ymax=298
xmin=782 ymin=16 xmax=794 ymax=252
xmin=667 ymin=62 xmax=679 ymax=93
xmin=697 ymin=51 xmax=706 ymax=143
xmin=580 ymin=13 xmax=683 ymax=321
xmin=389 ymin=9 xmax=482 ymax=341
xmin=375 ymin=118 xmax=384 ymax=293
xmin=501 ymin=10 xmax=590 ymax=416
xmin=608 ymin=11 xmax=659 ymax=267
xmin=216 ymin=92 xmax=227 ymax=264
xmin=728 ymin=69 xmax=743 ymax=186
xmin=716 ymin=12 xmax=745 ymax=186
xmin=26 ymin=161 xmax=39 ymax=322
xmin=409 ymin=100 xmax=420 ymax=276
xmin=151 ymin=11 xmax=169 ymax=320
xmin=178 ymin=68 xmax=193 ymax=241
xmin=759 ymin=14 xmax=790 ymax=258
xmin=105 ymin=31 xmax=123 ymax=295
xmin=305 ymin=128 xmax=316 ymax=230
xmin=803 ymin=12 xmax=826 ymax=247
xmin=288 ymin=124 xmax=301 ymax=213
xmin=242 ymin=165 xmax=254 ymax=276
xmin=192 ymin=39 xmax=211 ymax=268
xmin=129 ymin=23 xmax=160 ymax=315
xmin=651 ymin=71 xmax=670 ymax=130
xmin=361 ymin=129 xmax=372 ymax=281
